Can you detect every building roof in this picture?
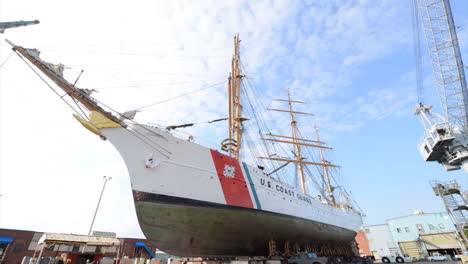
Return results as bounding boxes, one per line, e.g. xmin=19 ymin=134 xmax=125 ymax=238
xmin=386 ymin=212 xmax=447 ymax=221
xmin=362 ymin=224 xmax=389 ymax=228
xmin=38 ymin=233 xmax=120 ymax=247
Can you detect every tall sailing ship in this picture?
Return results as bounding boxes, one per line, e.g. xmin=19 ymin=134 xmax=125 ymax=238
xmin=6 ymin=36 xmax=362 ymax=257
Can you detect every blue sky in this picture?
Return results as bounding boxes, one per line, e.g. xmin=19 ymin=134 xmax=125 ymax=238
xmin=0 ymin=0 xmax=467 ymax=236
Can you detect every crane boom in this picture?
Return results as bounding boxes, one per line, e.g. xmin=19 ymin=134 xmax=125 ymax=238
xmin=416 ymin=0 xmax=468 ymax=130
xmin=0 ymin=20 xmax=39 ymax=33
xmin=414 ymin=0 xmax=468 ymax=172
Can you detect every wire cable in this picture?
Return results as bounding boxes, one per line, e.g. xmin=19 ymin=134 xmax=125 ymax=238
xmin=135 ymin=80 xmax=226 ymax=111
xmin=0 ymin=51 xmax=14 ymax=70
xmin=411 ymin=0 xmax=424 ymax=103
xmin=13 ymin=51 xmax=86 ymax=120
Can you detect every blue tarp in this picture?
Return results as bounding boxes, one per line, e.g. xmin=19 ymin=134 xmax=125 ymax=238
xmin=134 ymin=241 xmax=156 ymax=259
xmin=0 ymin=236 xmax=14 ymax=244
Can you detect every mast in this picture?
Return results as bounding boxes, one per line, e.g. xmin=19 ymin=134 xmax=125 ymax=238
xmin=259 ymin=90 xmax=339 ymax=197
xmin=223 ymin=34 xmax=244 ymax=159
xmin=287 ymin=88 xmax=306 ymax=194
xmin=314 ymin=125 xmax=336 ymax=205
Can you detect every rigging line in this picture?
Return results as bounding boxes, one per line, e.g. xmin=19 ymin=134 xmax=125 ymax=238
xmin=40 ymin=49 xmax=230 ymax=58
xmin=90 ymin=81 xmax=198 ymax=90
xmin=239 ymin=64 xmax=292 ymax=182
xmin=70 ymin=95 xmax=89 ymax=120
xmin=66 ymin=64 xmax=222 ymax=77
xmin=135 ymin=80 xmax=226 ymax=111
xmin=242 ymin=84 xmax=289 ymax=183
xmin=170 ymin=129 xmax=220 ymax=150
xmin=243 ymin=85 xmax=282 ymax=164
xmin=348 ymin=191 xmax=364 ymax=213
xmin=250 ymin=95 xmax=290 ymax=167
xmin=303 ymin=166 xmax=325 ymax=196
xmin=0 ymin=51 xmax=14 ymax=69
xmin=241 ymin=88 xmax=271 ymax=161
xmin=304 ymin=165 xmax=328 ymax=200
xmin=16 ymin=48 xmax=171 ymax=156
xmin=295 ymin=124 xmax=332 ymax=195
xmin=13 ymin=51 xmax=86 ymax=120
xmin=91 ymin=99 xmax=172 ymax=155
xmin=173 ymin=103 xmax=202 ymax=126
xmin=297 ymin=129 xmax=326 ymax=176
xmin=411 ymin=0 xmax=424 ymax=103
xmin=89 ymin=96 xmax=170 ymax=150
xmin=123 ymin=127 xmax=170 ymax=159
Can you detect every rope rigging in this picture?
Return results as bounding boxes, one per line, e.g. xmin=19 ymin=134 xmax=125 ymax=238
xmin=411 ymin=0 xmax=424 ymax=104
xmin=40 ymin=48 xmax=230 ymax=59
xmin=12 ymin=50 xmax=87 ymax=121
xmin=237 ymin=59 xmax=359 ymax=208
xmin=11 ymin=48 xmax=174 ymax=158
xmin=134 ymin=80 xmax=226 ymax=111
xmin=0 ymin=51 xmax=14 ymax=69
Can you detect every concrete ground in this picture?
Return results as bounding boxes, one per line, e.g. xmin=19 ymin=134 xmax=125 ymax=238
xmin=375 ymin=261 xmax=460 ymax=264
xmin=412 ymin=262 xmax=460 ymax=264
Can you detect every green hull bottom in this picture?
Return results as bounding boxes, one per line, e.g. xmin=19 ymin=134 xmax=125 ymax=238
xmin=134 ymin=192 xmax=356 ymax=257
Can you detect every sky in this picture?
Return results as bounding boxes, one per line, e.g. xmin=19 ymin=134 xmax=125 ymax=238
xmin=0 ymin=0 xmax=468 ymax=239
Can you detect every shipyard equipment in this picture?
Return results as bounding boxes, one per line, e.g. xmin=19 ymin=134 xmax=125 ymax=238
xmin=0 ymin=20 xmax=39 ymax=33
xmin=413 ymin=0 xmax=468 ymax=172
xmin=432 ymin=180 xmax=468 ymax=247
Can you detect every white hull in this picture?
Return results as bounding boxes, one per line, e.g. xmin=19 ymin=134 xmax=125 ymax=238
xmin=100 ymin=124 xmax=362 ymax=255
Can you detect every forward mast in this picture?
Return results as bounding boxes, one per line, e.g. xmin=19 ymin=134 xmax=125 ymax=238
xmin=222 ymin=34 xmax=246 ymax=159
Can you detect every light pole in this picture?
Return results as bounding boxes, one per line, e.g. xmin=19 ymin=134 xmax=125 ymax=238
xmin=88 ymin=176 xmax=112 ymax=236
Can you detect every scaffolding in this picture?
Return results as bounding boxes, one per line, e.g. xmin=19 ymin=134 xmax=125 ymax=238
xmin=432 ymin=180 xmax=468 ymax=248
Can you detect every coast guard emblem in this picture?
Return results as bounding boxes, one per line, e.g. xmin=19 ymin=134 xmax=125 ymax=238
xmin=223 ymin=165 xmax=235 ymax=178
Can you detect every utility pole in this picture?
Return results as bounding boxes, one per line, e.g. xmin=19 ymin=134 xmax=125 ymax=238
xmin=88 ymin=176 xmax=112 ymax=236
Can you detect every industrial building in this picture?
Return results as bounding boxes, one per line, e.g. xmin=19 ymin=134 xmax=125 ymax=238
xmin=355 ymin=230 xmax=371 ymax=257
xmin=361 ymin=212 xmax=465 ymax=261
xmin=363 ymin=224 xmax=399 ymax=259
xmin=387 ymin=212 xmax=463 ymax=259
xmin=0 ymin=228 xmax=174 ymax=264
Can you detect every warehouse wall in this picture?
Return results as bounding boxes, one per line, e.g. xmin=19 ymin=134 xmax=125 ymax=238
xmin=387 ymin=212 xmax=455 ymax=242
xmin=355 ymin=230 xmax=371 ymax=257
xmin=363 ymin=224 xmax=398 ymax=259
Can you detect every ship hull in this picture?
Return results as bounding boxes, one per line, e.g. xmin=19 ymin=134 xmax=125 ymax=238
xmin=100 ymin=126 xmax=362 ymax=257
xmin=133 ymin=191 xmax=356 ymax=257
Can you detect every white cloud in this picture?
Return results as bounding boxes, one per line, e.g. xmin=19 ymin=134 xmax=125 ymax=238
xmin=0 ymin=0 xmax=420 ymax=237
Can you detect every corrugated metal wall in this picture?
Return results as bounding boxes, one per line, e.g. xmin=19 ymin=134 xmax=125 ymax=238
xmin=420 ymin=232 xmax=462 ymax=250
xmin=398 ymin=241 xmax=424 ymax=259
